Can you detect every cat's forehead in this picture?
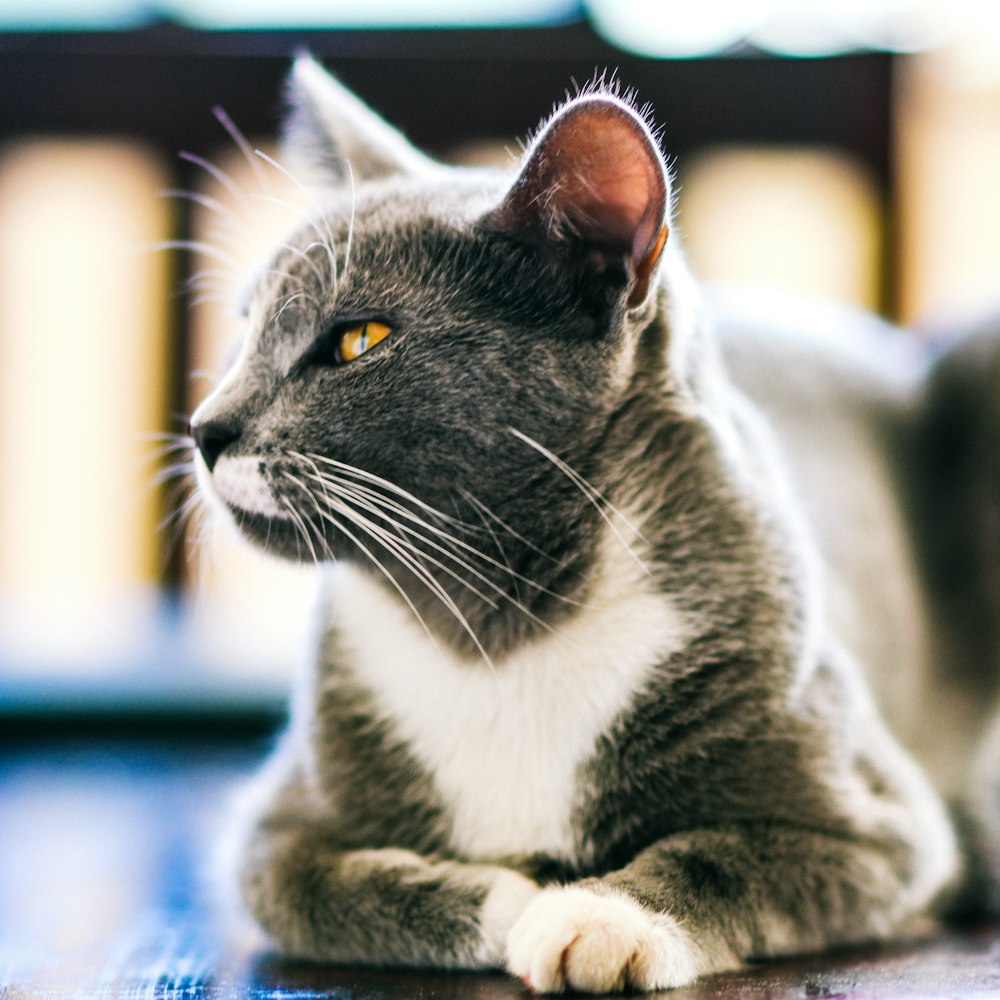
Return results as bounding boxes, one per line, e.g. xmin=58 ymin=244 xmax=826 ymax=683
xmin=350 ymin=171 xmax=507 ymax=229
xmin=289 ymin=170 xmax=507 ymax=256
xmin=255 ymin=171 xmax=518 ymax=321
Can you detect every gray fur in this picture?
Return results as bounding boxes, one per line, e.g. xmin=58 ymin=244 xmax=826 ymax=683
xmin=189 ymin=58 xmax=994 ymax=992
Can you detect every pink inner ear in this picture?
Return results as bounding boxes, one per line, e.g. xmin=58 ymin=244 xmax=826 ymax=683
xmin=547 ymin=104 xmax=665 ymax=260
xmin=507 ymin=99 xmax=667 ymax=264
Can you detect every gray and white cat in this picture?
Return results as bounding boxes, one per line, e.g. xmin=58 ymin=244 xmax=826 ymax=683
xmin=189 ymin=57 xmax=997 ymax=992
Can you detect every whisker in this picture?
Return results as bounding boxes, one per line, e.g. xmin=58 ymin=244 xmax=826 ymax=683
xmin=163 ymin=489 xmax=200 ymax=544
xmin=458 ymin=488 xmax=565 ymax=566
xmin=303 ymin=468 xmax=470 ymax=543
xmin=191 ymin=291 xmax=235 ymax=311
xmin=213 ymin=105 xmax=271 ymax=193
xmin=254 ymin=149 xmax=340 ymax=295
xmin=300 ymin=463 xmax=581 ymax=609
xmin=279 ymin=494 xmax=320 ymax=566
xmin=298 ymin=452 xmax=469 ymax=530
xmin=157 ymin=480 xmax=203 ymax=573
xmin=141 ymin=429 xmax=194 ymax=443
xmin=198 ymin=222 xmax=265 ymax=266
xmin=463 ymin=490 xmax=522 ymax=605
xmin=296 ymin=462 xmax=499 ymax=610
xmin=312 ymin=476 xmax=502 ymax=611
xmin=272 ymin=240 xmax=329 ymax=296
xmin=285 ymin=470 xmax=495 ymax=670
xmin=153 ymin=458 xmax=195 ymax=490
xmin=298 ymin=463 xmax=581 ymax=646
xmin=509 ymin=426 xmax=650 ymax=575
xmin=281 ymin=471 xmax=444 ymax=657
xmin=272 ymin=291 xmax=310 ymax=325
xmin=160 ymin=188 xmax=249 ymax=236
xmin=179 ymin=150 xmax=250 ymax=207
xmin=291 ymin=468 xmax=478 ymax=610
xmin=186 ymin=270 xmax=232 ymax=294
xmin=307 ymin=469 xmax=507 ymax=596
xmin=251 ymin=196 xmax=336 ymax=298
xmin=147 ymin=238 xmax=246 ymax=271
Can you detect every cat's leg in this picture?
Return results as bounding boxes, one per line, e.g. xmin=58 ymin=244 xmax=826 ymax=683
xmin=239 ymin=824 xmax=539 ymax=967
xmin=507 ymin=822 xmax=944 ymax=994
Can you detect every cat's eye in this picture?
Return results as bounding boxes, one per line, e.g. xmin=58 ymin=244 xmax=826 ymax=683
xmin=336 ymin=321 xmax=392 ymax=363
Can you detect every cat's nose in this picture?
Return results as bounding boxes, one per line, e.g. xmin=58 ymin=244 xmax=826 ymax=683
xmin=191 ymin=419 xmax=240 ymax=473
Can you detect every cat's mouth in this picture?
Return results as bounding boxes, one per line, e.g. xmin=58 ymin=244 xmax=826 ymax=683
xmin=195 ymin=452 xmax=316 ymax=560
xmin=195 ymin=450 xmax=386 ymax=564
xmin=198 ymin=453 xmax=288 ymax=520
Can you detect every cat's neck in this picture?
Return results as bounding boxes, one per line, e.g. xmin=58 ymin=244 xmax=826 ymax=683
xmin=323 ymin=493 xmax=618 ymax=662
xmin=323 ymin=518 xmax=689 ymax=676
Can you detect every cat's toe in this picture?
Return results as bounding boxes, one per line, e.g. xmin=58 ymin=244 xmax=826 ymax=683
xmin=506 ymin=885 xmax=699 ymax=994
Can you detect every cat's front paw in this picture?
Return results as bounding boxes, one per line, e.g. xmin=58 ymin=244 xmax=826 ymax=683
xmin=506 ymin=886 xmax=699 ymax=994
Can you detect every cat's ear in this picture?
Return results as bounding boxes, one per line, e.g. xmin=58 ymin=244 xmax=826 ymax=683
xmin=487 ymin=94 xmax=670 ymax=309
xmin=282 ymin=55 xmax=439 ymax=184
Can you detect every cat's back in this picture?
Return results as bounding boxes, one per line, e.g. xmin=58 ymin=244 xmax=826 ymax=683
xmin=709 ymin=291 xmax=943 ymax=784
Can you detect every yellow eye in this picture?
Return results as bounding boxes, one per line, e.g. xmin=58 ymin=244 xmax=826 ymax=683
xmin=337 ymin=321 xmax=392 ymax=363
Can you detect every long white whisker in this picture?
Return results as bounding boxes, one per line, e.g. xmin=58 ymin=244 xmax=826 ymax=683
xmin=281 ymin=471 xmax=444 ymax=656
xmin=160 ymin=490 xmax=203 ymax=569
xmin=253 ymin=150 xmax=340 ymax=294
xmin=152 ymin=458 xmax=195 ymax=489
xmin=298 ymin=459 xmax=504 ymax=614
xmin=298 ymin=452 xmax=469 ymax=530
xmin=199 ymin=222 xmax=264 ymax=264
xmin=250 ymin=198 xmax=335 ymax=299
xmin=179 ymin=150 xmax=249 ymax=206
xmin=272 ymin=240 xmax=329 ymax=295
xmin=458 ymin=488 xmax=564 ymax=565
xmin=304 ymin=471 xmax=493 ymax=616
xmin=298 ymin=466 xmax=584 ymax=649
xmin=301 ymin=464 xmax=581 ymax=610
xmin=213 ymin=105 xmax=271 ymax=193
xmin=186 ymin=270 xmax=233 ymax=293
xmin=308 ymin=470 xmax=518 ymax=601
xmin=286 ymin=471 xmax=495 ymax=669
xmin=160 ymin=188 xmax=252 ymax=239
xmin=464 ymin=489 xmax=522 ymax=605
xmin=279 ymin=494 xmax=320 ymax=566
xmin=304 ymin=468 xmax=472 ymax=544
xmin=190 ymin=291 xmax=235 ymax=310
xmin=311 ymin=477 xmax=501 ymax=611
xmin=147 ymin=238 xmax=246 ymax=270
xmin=272 ymin=291 xmax=309 ymax=325
xmin=509 ymin=426 xmax=650 ymax=575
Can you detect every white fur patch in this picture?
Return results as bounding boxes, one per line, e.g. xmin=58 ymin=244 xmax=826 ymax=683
xmin=506 ymin=886 xmax=701 ymax=993
xmin=208 ymin=455 xmax=289 ymax=518
xmin=327 ymin=532 xmax=692 ymax=862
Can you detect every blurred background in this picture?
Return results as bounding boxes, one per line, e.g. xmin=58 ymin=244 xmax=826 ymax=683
xmin=1 ymin=0 xmax=999 ymax=732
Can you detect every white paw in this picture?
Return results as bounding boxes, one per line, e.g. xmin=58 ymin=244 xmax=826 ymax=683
xmin=506 ymin=886 xmax=699 ymax=994
xmin=475 ymin=869 xmax=542 ymax=965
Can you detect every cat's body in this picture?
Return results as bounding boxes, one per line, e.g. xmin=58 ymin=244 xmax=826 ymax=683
xmin=190 ymin=60 xmax=996 ymax=992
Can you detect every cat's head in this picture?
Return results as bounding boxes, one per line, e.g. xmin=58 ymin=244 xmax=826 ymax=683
xmin=190 ymin=59 xmax=689 ymax=650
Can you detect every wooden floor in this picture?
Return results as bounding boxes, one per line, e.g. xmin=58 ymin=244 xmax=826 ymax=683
xmin=2 ymin=737 xmax=999 ymax=999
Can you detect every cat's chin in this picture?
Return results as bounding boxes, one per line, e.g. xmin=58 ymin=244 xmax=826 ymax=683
xmin=222 ymin=508 xmax=339 ymax=565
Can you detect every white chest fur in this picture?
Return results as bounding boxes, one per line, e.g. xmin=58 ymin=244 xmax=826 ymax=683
xmin=324 ymin=535 xmax=692 ymax=862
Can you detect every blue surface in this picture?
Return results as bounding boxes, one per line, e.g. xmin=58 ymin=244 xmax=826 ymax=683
xmin=1 ymin=740 xmax=999 ymax=999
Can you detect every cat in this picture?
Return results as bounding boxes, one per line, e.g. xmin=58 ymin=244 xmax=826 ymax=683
xmin=187 ymin=56 xmax=989 ymax=992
